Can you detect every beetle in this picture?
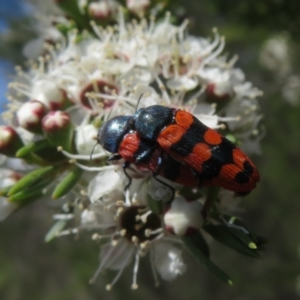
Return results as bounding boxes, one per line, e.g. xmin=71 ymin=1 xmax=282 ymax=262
xmin=97 ymin=105 xmax=259 ymax=196
xmin=97 ymin=117 xmax=198 ymax=197
xmin=133 ymin=105 xmax=260 ymax=195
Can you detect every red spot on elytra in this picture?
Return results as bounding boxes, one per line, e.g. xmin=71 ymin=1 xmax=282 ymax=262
xmin=186 ymin=143 xmax=211 ymax=173
xmin=203 ymin=128 xmax=222 ymax=145
xmin=158 ymin=125 xmax=186 ymax=147
xmin=175 ymin=110 xmax=194 ymax=130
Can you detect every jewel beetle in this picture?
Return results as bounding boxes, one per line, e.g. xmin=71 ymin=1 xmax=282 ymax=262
xmin=97 ymin=105 xmax=260 ymax=195
xmin=97 ymin=117 xmax=198 ymax=192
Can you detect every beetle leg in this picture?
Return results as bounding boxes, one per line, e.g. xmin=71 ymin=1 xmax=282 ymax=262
xmin=109 ymin=155 xmax=137 ymax=190
xmin=123 ymin=161 xmax=133 ymax=191
xmin=135 ymin=144 xmax=157 ymax=163
xmin=190 ymin=168 xmax=203 ymax=188
xmin=108 ymin=154 xmax=122 ymax=161
xmin=152 ymin=174 xmax=175 ymax=203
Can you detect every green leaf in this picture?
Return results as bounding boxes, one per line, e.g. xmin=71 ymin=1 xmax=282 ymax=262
xmin=7 ymin=174 xmax=55 ymax=205
xmin=202 ymin=186 xmax=220 ymax=217
xmin=147 ymin=193 xmax=163 ymax=215
xmin=204 ymin=224 xmax=261 ymax=259
xmin=52 ymin=165 xmax=84 ymax=199
xmin=8 ymin=187 xmax=44 ymax=205
xmin=8 ymin=166 xmax=55 ymax=197
xmin=182 ymin=231 xmax=210 ymax=257
xmin=0 ymin=185 xmax=13 ymax=197
xmin=56 ymin=0 xmax=92 ymax=31
xmin=225 ymin=134 xmax=237 ymax=144
xmin=16 ymin=139 xmax=51 ymax=158
xmin=182 ymin=232 xmax=233 ymax=285
xmin=45 ymin=220 xmax=68 ymax=243
xmin=56 ymin=21 xmax=77 ymax=36
xmin=220 ymin=215 xmax=259 ymax=244
xmin=226 ymin=227 xmax=258 ymax=249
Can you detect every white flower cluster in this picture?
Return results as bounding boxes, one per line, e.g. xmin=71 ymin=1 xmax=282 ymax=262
xmin=260 ymin=33 xmax=300 ymax=106
xmin=1 ymin=10 xmax=262 ymax=289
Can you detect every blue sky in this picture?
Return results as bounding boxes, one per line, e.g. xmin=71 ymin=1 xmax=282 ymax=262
xmin=0 ymin=0 xmax=31 ymax=111
xmin=0 ymin=59 xmax=14 ymax=111
xmin=0 ymin=0 xmax=31 ymax=31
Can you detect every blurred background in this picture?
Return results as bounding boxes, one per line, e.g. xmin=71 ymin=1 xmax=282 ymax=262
xmin=1 ymin=1 xmax=300 ymax=299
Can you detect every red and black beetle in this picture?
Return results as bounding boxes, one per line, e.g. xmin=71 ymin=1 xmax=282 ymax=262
xmin=97 ymin=105 xmax=259 ymax=196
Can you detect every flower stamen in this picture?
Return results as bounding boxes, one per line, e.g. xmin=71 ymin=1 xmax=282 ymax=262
xmin=145 ymin=228 xmax=163 ymax=238
xmin=74 ymin=163 xmax=117 ymax=172
xmin=106 ymin=267 xmax=125 ymax=291
xmin=57 ymin=146 xmax=107 ymax=161
xmin=135 ymin=209 xmax=152 ymax=223
xmin=57 ymin=228 xmax=78 ymax=236
xmin=150 ymin=248 xmax=160 ymax=287
xmin=131 ymin=251 xmax=140 ymax=290
xmin=52 ymin=214 xmax=74 ymax=221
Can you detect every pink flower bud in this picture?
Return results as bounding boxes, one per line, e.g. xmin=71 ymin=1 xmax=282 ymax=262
xmin=88 ymin=1 xmax=118 ymax=20
xmin=0 ymin=126 xmax=24 ymax=156
xmin=206 ymin=82 xmax=234 ymax=101
xmin=42 ymin=111 xmax=73 ymax=152
xmin=126 ymin=0 xmax=150 ymax=16
xmin=0 ymin=127 xmax=17 ymax=149
xmin=42 ymin=111 xmax=70 ymax=133
xmin=17 ymin=100 xmax=46 ymax=133
xmin=0 ymin=169 xmax=22 ymax=189
xmin=164 ymin=197 xmax=204 ymax=236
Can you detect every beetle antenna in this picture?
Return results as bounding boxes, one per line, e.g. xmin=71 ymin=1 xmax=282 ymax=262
xmin=90 ymin=142 xmax=99 ymax=161
xmin=135 ymin=93 xmax=144 ymax=113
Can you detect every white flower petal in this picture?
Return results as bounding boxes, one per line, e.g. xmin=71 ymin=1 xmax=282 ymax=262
xmin=89 ymin=202 xmax=116 ymax=228
xmin=154 ymin=241 xmax=186 ymax=281
xmin=195 ymin=114 xmax=219 ymax=128
xmin=164 ymin=197 xmax=204 ymax=236
xmin=81 ymin=209 xmax=97 ymax=226
xmin=148 ymin=177 xmax=180 ymax=201
xmin=167 ymin=76 xmax=198 ymax=91
xmin=23 ymin=38 xmax=46 ymax=60
xmin=31 ymin=79 xmax=64 ymax=109
xmin=100 ymin=239 xmax=134 ymax=270
xmin=76 ymin=124 xmax=102 ymax=155
xmin=88 ymin=169 xmax=123 ymax=203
